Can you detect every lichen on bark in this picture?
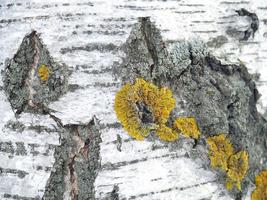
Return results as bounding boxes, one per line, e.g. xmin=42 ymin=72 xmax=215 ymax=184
xmin=115 ymin=16 xmax=267 ymax=199
xmin=114 ymin=78 xmax=177 ymax=141
xmin=2 ymin=31 xmax=68 ymax=114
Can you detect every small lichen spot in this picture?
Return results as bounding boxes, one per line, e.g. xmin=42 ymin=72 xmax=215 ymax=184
xmin=38 ymin=64 xmax=50 ymax=81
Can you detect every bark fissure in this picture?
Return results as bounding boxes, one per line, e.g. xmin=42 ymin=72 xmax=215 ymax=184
xmin=68 ymin=155 xmax=78 ymax=200
xmin=43 ymin=118 xmax=102 ymax=200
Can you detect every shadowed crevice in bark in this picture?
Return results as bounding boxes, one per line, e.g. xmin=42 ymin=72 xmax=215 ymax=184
xmin=42 ymin=117 xmax=102 ymax=200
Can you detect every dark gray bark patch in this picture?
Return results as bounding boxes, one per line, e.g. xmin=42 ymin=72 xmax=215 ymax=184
xmin=115 ymin=17 xmax=174 ymax=85
xmin=2 ymin=31 xmax=68 ymax=115
xmin=43 ymin=117 xmax=102 ymax=200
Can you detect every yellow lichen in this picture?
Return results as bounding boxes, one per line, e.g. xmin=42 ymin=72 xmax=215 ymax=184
xmin=251 ymin=188 xmax=267 ymax=200
xmin=207 ymin=134 xmax=249 ymax=191
xmin=251 ymin=170 xmax=267 ymax=200
xmin=255 ymin=170 xmax=267 ymax=187
xmin=114 ymin=83 xmax=146 ymax=140
xmin=156 ymin=124 xmax=178 ymax=142
xmin=173 ymin=117 xmax=201 ymax=139
xmin=207 ymin=134 xmax=234 ymax=171
xmin=226 ymin=151 xmax=249 ymax=190
xmin=226 ymin=178 xmax=235 ymax=190
xmin=132 ymin=78 xmax=175 ymax=124
xmin=38 ymin=64 xmax=50 ymax=81
xmin=114 ymin=78 xmax=176 ymax=141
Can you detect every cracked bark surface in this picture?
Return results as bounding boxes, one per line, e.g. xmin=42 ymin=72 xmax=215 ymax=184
xmin=118 ymin=17 xmax=174 ymax=85
xmin=43 ymin=118 xmax=102 ymax=200
xmin=118 ymin=17 xmax=267 ymax=199
xmin=2 ymin=31 xmax=68 ymax=114
xmin=1 ymin=31 xmax=102 ymax=200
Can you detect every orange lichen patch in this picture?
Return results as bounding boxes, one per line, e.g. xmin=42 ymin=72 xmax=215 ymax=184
xmin=207 ymin=134 xmax=234 ymax=171
xmin=251 ymin=170 xmax=267 ymax=200
xmin=173 ymin=117 xmax=201 ymax=139
xmin=156 ymin=124 xmax=178 ymax=142
xmin=114 ymin=78 xmax=175 ymax=141
xmin=226 ymin=151 xmax=249 ymax=190
xmin=38 ymin=64 xmax=50 ymax=81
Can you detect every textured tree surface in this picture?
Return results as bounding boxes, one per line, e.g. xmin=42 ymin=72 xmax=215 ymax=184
xmin=117 ymin=17 xmax=267 ymax=199
xmin=2 ymin=31 xmax=68 ymax=114
xmin=0 ymin=1 xmax=267 ymax=200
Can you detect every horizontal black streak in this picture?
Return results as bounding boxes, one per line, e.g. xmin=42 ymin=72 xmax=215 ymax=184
xmin=220 ymin=1 xmax=249 ymax=4
xmin=191 ymin=20 xmax=215 ymax=23
xmin=128 ymin=180 xmax=216 ymax=199
xmin=101 ymin=153 xmax=184 ymax=171
xmin=178 ymin=4 xmax=204 ymax=7
xmin=174 ymin=10 xmax=206 ymax=14
xmin=60 ymin=43 xmax=118 ymax=54
xmin=3 ymin=193 xmax=40 ymax=200
xmin=192 ymin=30 xmax=218 ymax=33
xmin=216 ymin=21 xmax=236 ymax=24
xmin=218 ymin=14 xmax=237 ymax=19
xmin=0 ymin=167 xmax=29 ymax=178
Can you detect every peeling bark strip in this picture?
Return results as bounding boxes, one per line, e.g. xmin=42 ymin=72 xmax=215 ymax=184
xmin=43 ymin=117 xmax=102 ymax=200
xmin=118 ymin=17 xmax=267 ymax=199
xmin=2 ymin=30 xmax=68 ymax=114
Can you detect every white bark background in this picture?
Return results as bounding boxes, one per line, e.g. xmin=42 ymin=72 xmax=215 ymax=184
xmin=0 ymin=0 xmax=266 ymax=199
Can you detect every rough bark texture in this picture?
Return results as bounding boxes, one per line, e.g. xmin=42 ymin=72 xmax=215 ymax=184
xmin=117 ymin=17 xmax=267 ymax=199
xmin=118 ymin=17 xmax=174 ymax=85
xmin=43 ymin=118 xmax=102 ymax=200
xmin=2 ymin=31 xmax=68 ymax=114
xmin=0 ymin=1 xmax=267 ymax=200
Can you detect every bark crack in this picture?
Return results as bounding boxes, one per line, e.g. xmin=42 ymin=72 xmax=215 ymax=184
xmin=68 ymin=155 xmax=78 ymax=200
